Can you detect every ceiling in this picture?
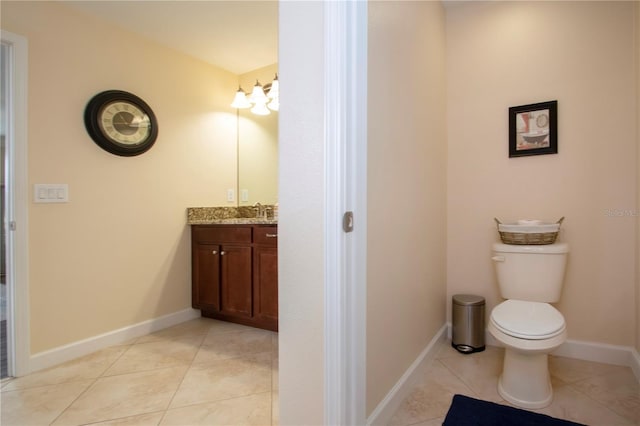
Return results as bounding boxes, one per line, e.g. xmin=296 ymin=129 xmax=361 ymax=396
xmin=61 ymin=1 xmax=278 ymax=76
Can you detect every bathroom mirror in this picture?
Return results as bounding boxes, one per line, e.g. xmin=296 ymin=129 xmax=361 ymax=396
xmin=237 ymin=63 xmax=279 ymax=206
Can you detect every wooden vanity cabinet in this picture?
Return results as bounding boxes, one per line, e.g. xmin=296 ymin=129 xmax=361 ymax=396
xmin=191 ymin=224 xmax=277 ymax=331
xmin=253 ymin=227 xmax=279 ymax=327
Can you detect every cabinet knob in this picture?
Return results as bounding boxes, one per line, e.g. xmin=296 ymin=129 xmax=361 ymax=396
xmin=266 ymin=233 xmax=278 ymax=238
xmin=220 ymin=251 xmax=226 ymax=256
xmin=212 ymin=250 xmax=217 ymax=255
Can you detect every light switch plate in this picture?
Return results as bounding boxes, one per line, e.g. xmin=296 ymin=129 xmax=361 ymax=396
xmin=34 ymin=184 xmax=69 ymax=203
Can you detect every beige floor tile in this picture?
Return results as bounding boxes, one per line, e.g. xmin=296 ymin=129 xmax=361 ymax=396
xmin=0 ymin=380 xmax=93 ymax=426
xmin=438 ymin=345 xmax=504 ymax=402
xmin=51 ymin=366 xmax=187 ymax=425
xmin=112 ymin=336 xmax=142 ymax=347
xmin=435 ymin=340 xmax=471 ymax=360
xmin=91 ymin=411 xmax=166 ymax=425
xmin=169 ymin=352 xmax=272 ymax=409
xmin=1 ymin=346 xmax=127 ymax=391
xmin=272 ymin=333 xmax=279 ymax=391
xmin=527 ymin=384 xmax=635 ymax=426
xmin=194 ymin=329 xmax=273 ymax=364
xmin=388 ymin=360 xmax=476 ymax=426
xmin=104 ymin=334 xmax=203 ymax=376
xmin=549 ymin=355 xmax=630 ymax=384
xmin=161 ymin=392 xmax=272 ymax=425
xmin=272 ymin=355 xmax=279 ymax=391
xmin=570 ymin=368 xmax=640 ymax=424
xmin=205 ymin=320 xmax=260 ymax=336
xmin=0 ymin=377 xmax=15 ymax=389
xmin=409 ymin=418 xmax=446 ymax=426
xmin=136 ymin=318 xmax=216 ymax=344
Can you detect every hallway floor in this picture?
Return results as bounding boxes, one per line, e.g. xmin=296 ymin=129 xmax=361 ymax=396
xmin=1 ymin=318 xmax=278 ymax=425
xmin=1 ymin=317 xmax=638 ymax=425
xmin=389 ymin=340 xmax=640 ymax=426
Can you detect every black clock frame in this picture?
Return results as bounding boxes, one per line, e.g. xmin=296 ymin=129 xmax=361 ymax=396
xmin=84 ymin=90 xmax=159 ymax=157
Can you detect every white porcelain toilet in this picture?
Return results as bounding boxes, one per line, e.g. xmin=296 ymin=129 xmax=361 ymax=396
xmin=489 ymin=242 xmax=569 ymax=409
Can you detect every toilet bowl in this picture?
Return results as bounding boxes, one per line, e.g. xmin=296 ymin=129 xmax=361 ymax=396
xmin=489 ymin=242 xmax=569 ymax=409
xmin=488 ymin=299 xmax=567 ymax=408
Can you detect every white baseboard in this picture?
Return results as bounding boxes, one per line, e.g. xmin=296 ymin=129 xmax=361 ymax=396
xmin=366 ymin=324 xmax=448 ymax=426
xmin=462 ymin=323 xmax=640 ymax=380
xmin=28 ymin=308 xmax=200 ymax=374
xmin=551 ymin=338 xmax=636 ymax=367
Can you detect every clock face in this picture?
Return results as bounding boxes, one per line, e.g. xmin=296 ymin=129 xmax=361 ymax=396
xmin=98 ymin=101 xmax=151 ymax=146
xmin=84 ymin=90 xmax=158 ymax=156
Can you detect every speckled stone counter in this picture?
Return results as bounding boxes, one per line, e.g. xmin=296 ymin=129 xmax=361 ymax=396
xmin=187 ymin=207 xmax=278 ymax=225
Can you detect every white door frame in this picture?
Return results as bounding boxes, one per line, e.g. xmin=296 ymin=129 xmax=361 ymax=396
xmin=1 ymin=30 xmax=31 ymax=377
xmin=323 ymin=1 xmax=367 ymax=424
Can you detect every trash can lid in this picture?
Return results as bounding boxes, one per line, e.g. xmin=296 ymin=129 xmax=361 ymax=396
xmin=453 ymin=294 xmax=485 ymax=306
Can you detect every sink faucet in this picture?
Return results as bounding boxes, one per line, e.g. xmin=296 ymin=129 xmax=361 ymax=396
xmin=253 ymin=202 xmax=265 ymax=219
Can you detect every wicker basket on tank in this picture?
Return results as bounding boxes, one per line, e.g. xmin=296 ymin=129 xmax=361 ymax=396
xmin=494 ymin=217 xmax=564 ymax=245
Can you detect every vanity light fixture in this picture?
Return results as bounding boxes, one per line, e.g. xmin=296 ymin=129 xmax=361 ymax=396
xmin=231 ymin=87 xmax=252 ymax=109
xmin=231 ymin=74 xmax=279 ymax=115
xmin=267 ymin=75 xmax=279 ymax=111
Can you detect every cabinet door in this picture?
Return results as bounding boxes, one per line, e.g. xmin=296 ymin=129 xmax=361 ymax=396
xmin=220 ymin=245 xmax=253 ymax=318
xmin=253 ymin=245 xmax=278 ymax=325
xmin=192 ymin=244 xmax=220 ymax=311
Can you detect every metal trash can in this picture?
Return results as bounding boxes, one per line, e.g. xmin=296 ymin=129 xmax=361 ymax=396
xmin=452 ymin=294 xmax=485 ymax=354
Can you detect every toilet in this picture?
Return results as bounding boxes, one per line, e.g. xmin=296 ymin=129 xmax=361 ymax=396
xmin=489 ymin=242 xmax=569 ymax=409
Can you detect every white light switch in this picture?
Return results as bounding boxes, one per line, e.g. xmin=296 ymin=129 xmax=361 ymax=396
xmin=34 ymin=184 xmax=69 ymax=203
xmin=240 ymin=189 xmax=249 ymax=202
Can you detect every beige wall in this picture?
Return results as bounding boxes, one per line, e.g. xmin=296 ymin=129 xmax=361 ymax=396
xmin=367 ymin=0 xmax=447 ymax=415
xmin=238 ymin=63 xmax=279 ymax=205
xmin=2 ymin=1 xmax=238 ymax=353
xmin=447 ymin=1 xmax=637 ymax=346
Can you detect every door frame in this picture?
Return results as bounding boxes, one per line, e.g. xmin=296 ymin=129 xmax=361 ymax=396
xmin=323 ymin=1 xmax=368 ymax=424
xmin=1 ymin=30 xmax=30 ymax=377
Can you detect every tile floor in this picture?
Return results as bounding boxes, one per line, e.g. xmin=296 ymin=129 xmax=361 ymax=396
xmin=389 ymin=340 xmax=640 ymax=426
xmin=2 ymin=319 xmax=639 ymax=426
xmin=0 ymin=318 xmax=279 ymax=425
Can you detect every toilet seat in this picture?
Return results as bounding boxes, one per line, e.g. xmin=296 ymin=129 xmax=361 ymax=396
xmin=491 ymin=300 xmax=565 ymax=340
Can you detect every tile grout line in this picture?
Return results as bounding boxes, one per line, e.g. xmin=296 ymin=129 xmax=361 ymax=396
xmin=157 ymin=328 xmax=212 ymax=425
xmin=79 ymin=410 xmax=166 ymax=426
xmin=435 ymin=358 xmax=482 ymax=400
xmin=47 ymin=341 xmax=136 ymax=425
xmin=562 ymin=379 xmax=638 ymax=424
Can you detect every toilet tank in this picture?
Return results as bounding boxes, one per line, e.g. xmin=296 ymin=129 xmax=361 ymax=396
xmin=492 ymin=243 xmax=569 ymax=303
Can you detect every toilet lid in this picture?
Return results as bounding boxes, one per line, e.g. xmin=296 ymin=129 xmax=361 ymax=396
xmin=491 ymin=300 xmax=565 ymax=340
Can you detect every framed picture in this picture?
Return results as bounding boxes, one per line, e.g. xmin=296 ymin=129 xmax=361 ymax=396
xmin=509 ymin=100 xmax=557 ymax=158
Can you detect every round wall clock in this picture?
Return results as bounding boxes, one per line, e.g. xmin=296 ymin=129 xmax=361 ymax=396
xmin=84 ymin=90 xmax=158 ymax=157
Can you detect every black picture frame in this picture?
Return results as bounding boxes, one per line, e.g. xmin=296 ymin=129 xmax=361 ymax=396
xmin=508 ymin=100 xmax=557 ymax=158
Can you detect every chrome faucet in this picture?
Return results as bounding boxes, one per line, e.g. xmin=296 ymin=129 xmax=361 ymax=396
xmin=253 ymin=202 xmax=265 ymax=219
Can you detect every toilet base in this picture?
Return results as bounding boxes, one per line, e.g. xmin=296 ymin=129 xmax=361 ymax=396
xmin=498 ymin=348 xmax=553 ymax=409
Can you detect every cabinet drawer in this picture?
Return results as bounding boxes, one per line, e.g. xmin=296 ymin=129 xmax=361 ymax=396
xmin=192 ymin=226 xmax=252 ymax=244
xmin=253 ymin=226 xmax=278 ymax=246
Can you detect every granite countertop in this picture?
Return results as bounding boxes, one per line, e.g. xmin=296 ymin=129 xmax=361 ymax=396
xmin=187 ymin=207 xmax=278 ymax=225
